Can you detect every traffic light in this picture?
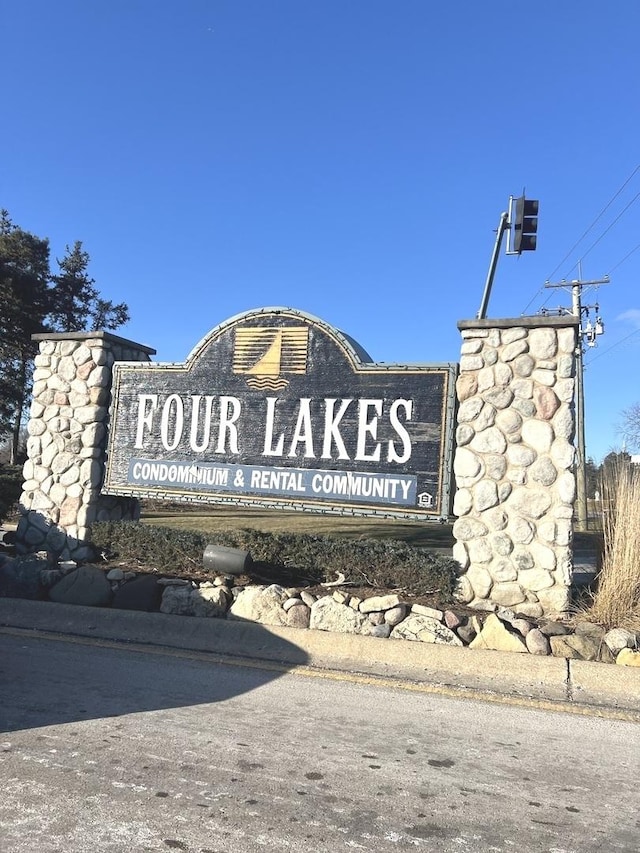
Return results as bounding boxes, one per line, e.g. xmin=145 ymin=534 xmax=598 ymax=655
xmin=513 ymin=195 xmax=539 ymax=252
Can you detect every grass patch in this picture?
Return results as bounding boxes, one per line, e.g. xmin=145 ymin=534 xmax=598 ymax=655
xmin=140 ymin=503 xmax=456 ymax=550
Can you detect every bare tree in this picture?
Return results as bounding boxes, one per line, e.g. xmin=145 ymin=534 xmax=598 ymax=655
xmin=619 ymin=402 xmax=640 ymax=453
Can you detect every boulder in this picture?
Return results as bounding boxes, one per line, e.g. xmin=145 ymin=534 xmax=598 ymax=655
xmin=112 ymin=574 xmax=163 ymax=612
xmin=616 ymin=648 xmax=640 ymax=667
xmin=229 ymin=584 xmax=289 ymax=626
xmin=390 ymin=614 xmax=463 ymax=646
xmin=0 ymin=555 xmax=46 ymax=600
xmin=49 ymin=565 xmax=112 ymax=607
xmin=525 ymin=628 xmax=551 ymax=656
xmin=191 ymin=585 xmax=229 ymax=618
xmin=604 ymin=628 xmax=637 ymax=655
xmin=469 ymin=614 xmax=527 ymax=653
xmin=310 ymin=596 xmax=371 ymax=635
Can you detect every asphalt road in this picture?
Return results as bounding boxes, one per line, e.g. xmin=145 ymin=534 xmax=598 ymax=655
xmin=1 ymin=631 xmax=639 ymax=853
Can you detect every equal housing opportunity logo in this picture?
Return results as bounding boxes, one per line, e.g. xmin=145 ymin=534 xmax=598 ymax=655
xmin=103 ymin=307 xmax=457 ymax=520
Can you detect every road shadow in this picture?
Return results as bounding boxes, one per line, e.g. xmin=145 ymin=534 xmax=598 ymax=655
xmin=0 ymin=600 xmax=308 ymax=733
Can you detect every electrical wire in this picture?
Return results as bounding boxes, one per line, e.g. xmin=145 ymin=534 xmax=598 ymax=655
xmin=607 ymin=240 xmax=640 ymax=275
xmin=545 ymin=164 xmax=640 ymax=282
xmin=521 ymin=164 xmax=640 ymax=316
xmin=520 ymin=284 xmax=548 ymax=316
xmin=562 ymin=190 xmax=640 ymax=278
xmin=585 ymin=327 xmax=640 ymax=364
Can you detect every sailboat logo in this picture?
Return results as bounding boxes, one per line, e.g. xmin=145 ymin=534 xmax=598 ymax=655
xmin=233 ymin=326 xmax=309 ymax=389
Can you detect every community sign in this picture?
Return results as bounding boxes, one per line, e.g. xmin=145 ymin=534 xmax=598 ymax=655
xmin=103 ymin=307 xmax=457 ymax=520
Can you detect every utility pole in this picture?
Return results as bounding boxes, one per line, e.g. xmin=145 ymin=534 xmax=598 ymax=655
xmin=544 ymin=274 xmax=609 ymax=530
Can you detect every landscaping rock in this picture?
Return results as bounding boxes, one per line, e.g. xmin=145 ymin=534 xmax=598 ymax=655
xmin=40 ymin=568 xmax=64 ymax=589
xmin=456 ymin=619 xmax=477 ymax=645
xmin=299 ymin=590 xmax=316 ymax=607
xmin=160 ymin=585 xmax=195 ymax=615
xmin=359 ymin=594 xmax=401 ymax=613
xmin=549 ymin=633 xmax=602 ymax=661
xmin=598 ymin=644 xmax=616 ymax=665
xmin=411 ymin=604 xmax=444 ymax=621
xmin=539 ymin=620 xmax=570 ymax=637
xmin=49 ymin=565 xmax=112 ymax=607
xmin=509 ymin=617 xmax=534 ymax=637
xmin=574 ymin=621 xmax=606 ymax=641
xmin=191 ymin=585 xmax=229 ymax=618
xmin=0 ymin=555 xmax=45 ymax=600
xmin=106 ymin=568 xmax=125 ymax=581
xmin=390 ymin=613 xmax=463 ymax=646
xmin=229 ymin=584 xmax=289 ymax=627
xmin=469 ymin=614 xmax=527 ymax=653
xmin=286 ymin=603 xmax=311 ymax=629
xmin=310 ymin=596 xmax=371 ymax=635
xmin=384 ymin=604 xmax=408 ymax=626
xmin=525 ymin=628 xmax=551 ymax=656
xmin=616 ymin=648 xmax=640 ymax=667
xmin=112 ymin=574 xmax=163 ymax=611
xmin=444 ymin=609 xmax=462 ymax=630
xmin=604 ymin=628 xmax=637 ymax=655
xmin=370 ymin=623 xmax=392 ymax=639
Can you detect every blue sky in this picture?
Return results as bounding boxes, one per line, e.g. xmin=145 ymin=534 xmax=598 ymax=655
xmin=3 ymin=1 xmax=639 ymax=463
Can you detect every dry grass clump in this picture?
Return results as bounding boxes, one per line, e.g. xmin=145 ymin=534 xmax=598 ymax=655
xmin=583 ymin=461 xmax=640 ymax=630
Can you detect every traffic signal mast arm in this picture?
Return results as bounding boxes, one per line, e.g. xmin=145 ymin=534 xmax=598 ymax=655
xmin=477 ymin=210 xmax=509 ymax=319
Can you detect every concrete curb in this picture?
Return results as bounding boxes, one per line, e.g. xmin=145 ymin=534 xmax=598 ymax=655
xmin=1 ymin=598 xmax=638 ymax=716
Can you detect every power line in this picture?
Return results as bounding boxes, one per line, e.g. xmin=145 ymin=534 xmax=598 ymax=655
xmin=585 ymin=326 xmax=640 ymax=364
xmin=545 ymin=163 xmax=640 ymax=281
xmin=607 ymin=240 xmax=640 ymax=275
xmin=520 ymin=283 xmax=547 ymax=316
xmin=562 ymin=189 xmax=640 ymax=277
xmin=520 ymin=165 xmax=640 ymax=316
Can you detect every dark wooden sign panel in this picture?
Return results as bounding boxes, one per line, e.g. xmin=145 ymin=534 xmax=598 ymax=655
xmin=103 ymin=308 xmax=457 ymax=520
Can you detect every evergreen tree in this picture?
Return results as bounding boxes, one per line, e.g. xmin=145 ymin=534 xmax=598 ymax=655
xmin=585 ymin=456 xmax=601 ymax=499
xmin=0 ymin=211 xmax=51 ymax=463
xmin=49 ymin=241 xmax=129 ymax=332
xmin=0 ymin=210 xmax=130 ymax=462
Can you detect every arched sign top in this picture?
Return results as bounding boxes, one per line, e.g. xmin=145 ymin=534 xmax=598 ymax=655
xmin=184 ymin=306 xmax=375 ymax=372
xmin=104 ymin=307 xmax=457 ymax=520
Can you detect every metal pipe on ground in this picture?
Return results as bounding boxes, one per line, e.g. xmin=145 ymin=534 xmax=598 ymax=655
xmin=203 ymin=544 xmax=252 ymax=576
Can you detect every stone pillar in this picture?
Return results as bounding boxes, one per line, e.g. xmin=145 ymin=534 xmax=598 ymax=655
xmin=16 ymin=332 xmax=156 ymax=562
xmin=452 ymin=317 xmax=580 ymax=617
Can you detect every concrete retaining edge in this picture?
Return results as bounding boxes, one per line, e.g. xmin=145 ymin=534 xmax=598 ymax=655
xmin=1 ymin=598 xmax=638 ymax=715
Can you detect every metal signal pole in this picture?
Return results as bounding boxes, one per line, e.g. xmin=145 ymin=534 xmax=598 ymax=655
xmin=477 ymin=211 xmax=509 ymax=320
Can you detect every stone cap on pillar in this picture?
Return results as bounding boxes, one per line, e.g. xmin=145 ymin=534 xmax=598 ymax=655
xmin=458 ymin=316 xmax=580 ymax=332
xmin=32 ymin=330 xmax=156 ymax=355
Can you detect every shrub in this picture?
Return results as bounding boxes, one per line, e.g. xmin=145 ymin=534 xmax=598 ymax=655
xmin=583 ymin=460 xmax=640 ymax=630
xmin=89 ymin=520 xmax=458 ymax=601
xmin=90 ymin=521 xmax=210 ymax=573
xmin=0 ymin=464 xmax=22 ymax=523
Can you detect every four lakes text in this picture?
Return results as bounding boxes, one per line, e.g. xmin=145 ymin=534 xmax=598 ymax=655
xmin=133 ymin=393 xmax=416 ymax=463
